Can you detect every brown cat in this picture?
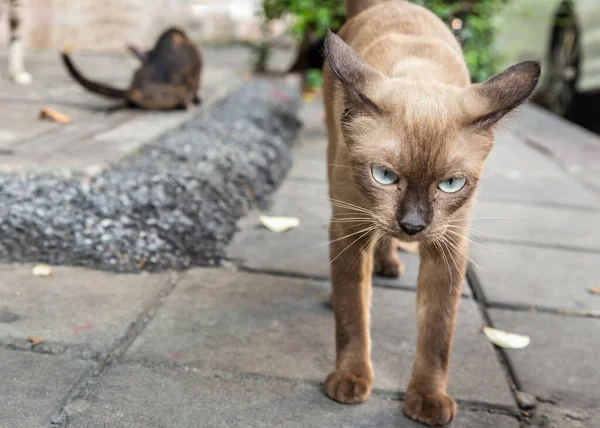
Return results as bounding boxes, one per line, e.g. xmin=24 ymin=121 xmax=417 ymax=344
xmin=61 ymin=27 xmax=202 ymax=110
xmin=322 ymin=0 xmax=539 ymax=425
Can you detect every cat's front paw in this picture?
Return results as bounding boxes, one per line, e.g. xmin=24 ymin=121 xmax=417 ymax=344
xmin=323 ymin=370 xmax=373 ymax=404
xmin=10 ymin=71 xmax=32 ymax=85
xmin=374 ymin=256 xmax=404 ymax=278
xmin=404 ymin=388 xmax=457 ymax=426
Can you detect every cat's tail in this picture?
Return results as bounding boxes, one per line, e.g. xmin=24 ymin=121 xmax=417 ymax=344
xmin=345 ymin=0 xmax=381 ymax=19
xmin=60 ymin=52 xmax=127 ymax=99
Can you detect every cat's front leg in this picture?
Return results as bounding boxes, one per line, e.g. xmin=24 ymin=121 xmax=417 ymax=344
xmin=403 ymin=235 xmax=467 ymax=425
xmin=323 ymin=222 xmax=375 ymax=404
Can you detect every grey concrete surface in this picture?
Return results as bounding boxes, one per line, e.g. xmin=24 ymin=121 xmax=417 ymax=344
xmin=0 ymin=264 xmax=169 ymax=358
xmin=471 ymin=200 xmax=600 ymax=251
xmin=125 ymin=268 xmax=514 ymax=408
xmin=0 ymin=349 xmax=93 ymax=428
xmin=489 ymin=309 xmax=600 ymax=426
xmin=66 ymin=363 xmax=519 ymax=428
xmin=478 ymin=131 xmax=600 ymax=208
xmin=471 ymin=243 xmax=600 ymax=312
xmin=510 ymin=104 xmax=600 ymax=194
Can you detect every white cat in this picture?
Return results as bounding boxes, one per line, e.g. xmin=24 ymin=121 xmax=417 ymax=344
xmin=3 ymin=0 xmax=32 ymax=84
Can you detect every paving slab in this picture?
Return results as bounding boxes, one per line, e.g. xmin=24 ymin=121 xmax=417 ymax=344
xmin=471 ymin=200 xmax=600 ymax=252
xmin=471 ymin=243 xmax=600 ymax=313
xmin=489 ymin=309 xmax=600 ymax=425
xmin=0 ymin=51 xmax=240 ymax=176
xmin=289 ymin=137 xmax=328 ymax=182
xmin=478 ymin=131 xmax=600 ymax=208
xmin=125 ymin=268 xmax=514 ymax=408
xmin=229 ymin=180 xmax=469 ymax=294
xmin=67 ymin=362 xmax=518 ymax=428
xmin=0 ymin=348 xmax=93 ymax=428
xmin=289 ymin=97 xmax=328 ymax=182
xmin=0 ymin=264 xmax=170 ymax=358
xmin=509 ymin=104 xmax=600 ymax=193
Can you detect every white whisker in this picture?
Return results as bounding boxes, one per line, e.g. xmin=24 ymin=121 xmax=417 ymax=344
xmin=313 ymin=224 xmax=377 ymax=249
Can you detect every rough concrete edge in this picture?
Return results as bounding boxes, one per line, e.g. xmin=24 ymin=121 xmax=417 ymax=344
xmin=92 ymin=76 xmax=244 ymax=178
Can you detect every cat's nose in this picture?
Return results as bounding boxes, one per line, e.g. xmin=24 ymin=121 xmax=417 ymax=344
xmin=399 ymin=221 xmax=426 ymax=235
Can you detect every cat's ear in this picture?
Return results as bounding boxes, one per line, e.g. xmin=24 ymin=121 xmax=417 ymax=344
xmin=465 ymin=61 xmax=541 ymax=128
xmin=323 ymin=30 xmax=384 ymax=116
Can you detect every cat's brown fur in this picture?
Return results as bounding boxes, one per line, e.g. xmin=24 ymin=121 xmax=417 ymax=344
xmin=322 ymin=0 xmax=539 ymax=425
xmin=61 ymin=27 xmax=202 ymax=110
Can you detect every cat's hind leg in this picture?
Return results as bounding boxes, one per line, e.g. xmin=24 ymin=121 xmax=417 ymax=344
xmin=373 ymin=237 xmax=404 ymax=278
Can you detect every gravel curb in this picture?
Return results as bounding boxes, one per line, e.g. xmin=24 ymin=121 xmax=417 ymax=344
xmin=0 ymin=79 xmax=301 ymax=272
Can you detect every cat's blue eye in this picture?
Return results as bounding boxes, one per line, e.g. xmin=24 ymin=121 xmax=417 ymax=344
xmin=438 ymin=177 xmax=466 ymax=193
xmin=371 ymin=165 xmax=399 ymax=185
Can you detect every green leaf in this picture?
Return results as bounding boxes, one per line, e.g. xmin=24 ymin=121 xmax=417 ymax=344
xmin=257 ymin=0 xmax=508 ymax=82
xmin=306 ymin=69 xmax=323 ymax=89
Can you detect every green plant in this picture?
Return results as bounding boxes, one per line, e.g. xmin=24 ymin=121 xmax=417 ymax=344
xmin=260 ymin=0 xmax=507 ymax=83
xmin=412 ymin=0 xmax=507 ymax=82
xmin=305 ymin=68 xmax=324 ymax=89
xmin=263 ymin=0 xmax=345 ymax=39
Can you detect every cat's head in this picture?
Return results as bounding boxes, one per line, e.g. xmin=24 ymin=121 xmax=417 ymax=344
xmin=324 ymin=30 xmax=540 ymax=242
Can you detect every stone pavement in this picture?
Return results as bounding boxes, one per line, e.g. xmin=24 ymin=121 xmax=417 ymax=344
xmin=0 ymin=46 xmax=293 ymax=177
xmin=1 ymin=60 xmax=600 ymax=426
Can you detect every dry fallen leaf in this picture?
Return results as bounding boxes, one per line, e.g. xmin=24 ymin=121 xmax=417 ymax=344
xmin=240 ymin=71 xmax=253 ymax=80
xmin=32 ymin=263 xmax=53 ymax=277
xmin=588 ymin=287 xmax=600 ymax=295
xmin=27 ymin=336 xmax=45 ymax=348
xmin=259 ymin=215 xmax=300 ymax=232
xmin=39 ymin=107 xmax=71 ymax=124
xmin=483 ymin=326 xmax=530 ymax=349
xmin=302 ymin=91 xmax=316 ymax=103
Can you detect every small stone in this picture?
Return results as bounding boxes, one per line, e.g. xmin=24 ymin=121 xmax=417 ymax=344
xmin=515 ymin=390 xmax=537 ymax=410
xmin=32 ymin=264 xmax=53 ymax=277
xmin=100 ymin=219 xmax=113 ymax=227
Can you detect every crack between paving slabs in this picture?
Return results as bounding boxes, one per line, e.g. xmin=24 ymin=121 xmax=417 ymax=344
xmin=486 ymin=301 xmax=600 ymax=319
xmin=0 ymin=338 xmax=66 ymax=356
xmin=476 ymin=195 xmax=600 ymax=213
xmin=119 ymin=357 xmax=518 ymax=418
xmin=48 ymin=270 xmax=183 ymax=428
xmin=513 ymin=129 xmax=600 ymax=199
xmin=235 ymin=264 xmax=472 ymax=296
xmin=471 ymin=237 xmax=600 ymax=255
xmin=466 ymin=264 xmax=532 ymax=420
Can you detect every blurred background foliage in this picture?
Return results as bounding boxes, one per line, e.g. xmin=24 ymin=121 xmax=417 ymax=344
xmin=258 ymin=0 xmax=507 ymax=85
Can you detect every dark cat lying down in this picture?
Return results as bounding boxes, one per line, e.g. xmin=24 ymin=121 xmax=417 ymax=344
xmin=61 ymin=27 xmax=202 ymax=110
